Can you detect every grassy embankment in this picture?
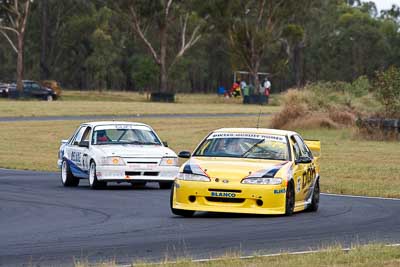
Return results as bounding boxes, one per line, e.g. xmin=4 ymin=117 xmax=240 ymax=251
xmin=0 ymin=91 xmax=280 ymax=117
xmin=74 ymin=244 xmax=400 ymax=267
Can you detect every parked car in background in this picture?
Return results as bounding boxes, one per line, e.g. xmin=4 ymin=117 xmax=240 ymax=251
xmin=0 ymin=83 xmax=10 ymax=97
xmin=41 ymin=80 xmax=62 ymax=96
xmin=8 ymin=80 xmax=58 ymax=101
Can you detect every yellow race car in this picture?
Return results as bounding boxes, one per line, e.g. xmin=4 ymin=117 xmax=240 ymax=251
xmin=170 ymin=128 xmax=321 ymax=217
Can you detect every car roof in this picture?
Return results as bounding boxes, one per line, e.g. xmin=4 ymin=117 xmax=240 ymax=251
xmin=213 ymin=128 xmax=298 ymax=137
xmin=80 ymin=121 xmax=151 ymax=128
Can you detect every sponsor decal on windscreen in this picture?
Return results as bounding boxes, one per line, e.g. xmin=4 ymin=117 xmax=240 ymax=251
xmin=207 ymin=133 xmax=287 ymax=143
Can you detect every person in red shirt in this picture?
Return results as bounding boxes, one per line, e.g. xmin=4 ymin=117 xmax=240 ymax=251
xmin=97 ymin=130 xmax=110 ymax=143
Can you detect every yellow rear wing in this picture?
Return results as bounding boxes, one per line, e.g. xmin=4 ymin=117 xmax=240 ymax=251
xmin=304 ymin=139 xmax=321 ymax=157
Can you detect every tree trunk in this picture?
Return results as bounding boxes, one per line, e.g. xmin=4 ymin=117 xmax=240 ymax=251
xmin=251 ymin=59 xmax=260 ymax=92
xmin=16 ymin=35 xmax=24 ymax=93
xmin=293 ymin=44 xmax=304 ymax=87
xmin=40 ymin=0 xmax=50 ymax=80
xmin=159 ymin=25 xmax=168 ymax=93
xmin=250 ymin=69 xmax=259 ymax=93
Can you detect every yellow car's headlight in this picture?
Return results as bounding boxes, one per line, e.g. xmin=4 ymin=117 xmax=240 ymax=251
xmin=177 ymin=172 xmax=210 ymax=182
xmin=241 ymin=177 xmax=282 ymax=185
xmin=160 ymin=157 xmax=178 ymax=166
xmin=99 ymin=156 xmax=125 ymax=166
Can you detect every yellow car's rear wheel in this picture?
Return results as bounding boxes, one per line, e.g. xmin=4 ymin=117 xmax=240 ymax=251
xmin=307 ymin=179 xmax=320 ymax=212
xmin=170 ymin=185 xmax=194 ymax=217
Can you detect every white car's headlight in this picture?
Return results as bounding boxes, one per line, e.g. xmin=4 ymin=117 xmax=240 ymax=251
xmin=241 ymin=177 xmax=282 ymax=185
xmin=160 ymin=157 xmax=178 ymax=166
xmin=177 ymin=172 xmax=210 ymax=182
xmin=99 ymin=156 xmax=126 ymax=166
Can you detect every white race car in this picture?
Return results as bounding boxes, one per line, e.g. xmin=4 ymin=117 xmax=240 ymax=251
xmin=57 ymin=121 xmax=179 ymax=189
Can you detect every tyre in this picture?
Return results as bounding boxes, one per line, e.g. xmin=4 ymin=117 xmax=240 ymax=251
xmin=285 ymin=181 xmax=295 ymax=216
xmin=307 ymin=179 xmax=320 ymax=212
xmin=159 ymin=181 xmax=174 ymax=189
xmin=170 ymin=185 xmax=194 ymax=217
xmin=89 ymin=161 xmax=106 ymax=189
xmin=61 ymin=160 xmax=79 ymax=187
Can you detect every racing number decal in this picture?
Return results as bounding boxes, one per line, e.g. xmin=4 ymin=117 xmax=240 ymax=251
xmin=302 ymin=164 xmax=316 ymax=189
xmin=71 ymin=151 xmax=81 ymax=163
xmin=82 ymin=154 xmax=89 ymax=170
xmin=297 ymin=177 xmax=301 ymax=193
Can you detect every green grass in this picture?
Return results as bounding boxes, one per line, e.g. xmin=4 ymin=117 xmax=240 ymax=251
xmin=0 ymin=91 xmax=280 ymax=118
xmin=73 ymin=244 xmax=400 ymax=267
xmin=297 ymin=128 xmax=400 ymax=198
xmin=0 ymin=116 xmax=399 ymax=198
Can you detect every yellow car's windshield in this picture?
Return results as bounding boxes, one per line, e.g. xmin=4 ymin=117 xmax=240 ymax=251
xmin=193 ymin=133 xmax=289 ymax=161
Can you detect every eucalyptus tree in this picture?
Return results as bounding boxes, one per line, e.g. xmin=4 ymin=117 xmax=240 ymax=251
xmin=203 ymin=0 xmax=314 ymax=90
xmin=112 ymin=0 xmax=208 ymax=94
xmin=0 ymin=0 xmax=32 ymax=91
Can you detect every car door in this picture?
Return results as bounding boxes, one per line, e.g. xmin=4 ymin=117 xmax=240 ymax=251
xmin=31 ymin=82 xmax=45 ymax=98
xmin=79 ymin=127 xmax=92 ymax=172
xmin=290 ymin=136 xmax=306 ymax=202
xmin=23 ymin=82 xmax=32 ymax=97
xmin=293 ymin=135 xmax=316 ymax=202
xmin=65 ymin=126 xmax=90 ymax=176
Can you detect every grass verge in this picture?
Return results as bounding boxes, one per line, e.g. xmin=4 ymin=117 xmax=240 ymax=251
xmin=0 ymin=92 xmax=280 ymax=118
xmin=0 ymin=117 xmax=399 ymax=198
xmin=73 ymin=244 xmax=400 ymax=267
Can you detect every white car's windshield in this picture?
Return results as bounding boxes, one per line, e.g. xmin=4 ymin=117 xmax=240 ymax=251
xmin=193 ymin=132 xmax=289 ymax=161
xmin=92 ymin=125 xmax=161 ymax=145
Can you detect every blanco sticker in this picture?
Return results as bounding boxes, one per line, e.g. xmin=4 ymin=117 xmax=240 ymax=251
xmin=207 ymin=132 xmax=286 ymax=143
xmin=297 ymin=177 xmax=301 ymax=193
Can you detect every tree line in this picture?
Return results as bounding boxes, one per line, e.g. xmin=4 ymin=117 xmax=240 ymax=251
xmin=0 ymin=0 xmax=400 ymax=94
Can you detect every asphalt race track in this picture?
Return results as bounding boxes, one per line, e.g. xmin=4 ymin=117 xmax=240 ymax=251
xmin=1 ymin=169 xmax=399 ymax=266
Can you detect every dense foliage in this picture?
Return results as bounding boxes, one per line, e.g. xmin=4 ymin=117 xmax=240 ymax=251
xmin=374 ymin=66 xmax=400 ymax=115
xmin=0 ymin=0 xmax=400 ymax=93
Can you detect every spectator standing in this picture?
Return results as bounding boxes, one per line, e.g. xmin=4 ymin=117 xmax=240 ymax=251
xmin=264 ymin=78 xmax=271 ymax=104
xmin=259 ymin=79 xmax=267 ymax=105
xmin=242 ymin=84 xmax=250 ymax=104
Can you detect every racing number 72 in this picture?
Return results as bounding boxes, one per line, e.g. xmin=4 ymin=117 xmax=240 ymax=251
xmin=302 ymin=164 xmax=316 ymax=189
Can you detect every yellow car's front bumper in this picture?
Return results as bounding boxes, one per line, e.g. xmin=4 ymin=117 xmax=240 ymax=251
xmin=172 ymin=180 xmax=288 ymax=215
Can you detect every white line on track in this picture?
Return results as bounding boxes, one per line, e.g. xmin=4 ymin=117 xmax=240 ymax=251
xmin=321 ymin=193 xmax=400 ymax=201
xmin=118 ymin=243 xmax=400 ymax=266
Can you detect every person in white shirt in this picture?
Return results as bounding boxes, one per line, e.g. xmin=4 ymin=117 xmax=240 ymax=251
xmin=263 ymin=78 xmax=271 ymax=104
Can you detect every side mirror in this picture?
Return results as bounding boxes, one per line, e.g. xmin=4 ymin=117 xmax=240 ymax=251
xmin=178 ymin=151 xmax=191 ymax=158
xmin=79 ymin=140 xmax=89 ymax=148
xmin=163 ymin=141 xmax=168 ymax=147
xmin=61 ymin=139 xmax=68 ymax=145
xmin=295 ymin=156 xmax=312 ymax=165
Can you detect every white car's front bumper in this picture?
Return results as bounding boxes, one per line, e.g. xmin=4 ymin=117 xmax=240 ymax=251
xmin=95 ymin=165 xmax=179 ymax=182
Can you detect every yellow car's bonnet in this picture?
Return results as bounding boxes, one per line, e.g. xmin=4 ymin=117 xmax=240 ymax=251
xmin=181 ymin=157 xmax=290 ymax=182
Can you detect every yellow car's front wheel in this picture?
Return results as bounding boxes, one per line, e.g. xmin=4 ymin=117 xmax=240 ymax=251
xmin=285 ymin=181 xmax=295 ymax=216
xmin=170 ymin=185 xmax=195 ymax=217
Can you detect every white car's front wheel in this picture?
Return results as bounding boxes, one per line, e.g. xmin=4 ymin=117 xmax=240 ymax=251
xmin=89 ymin=161 xmax=106 ymax=189
xmin=61 ymin=160 xmax=79 ymax=187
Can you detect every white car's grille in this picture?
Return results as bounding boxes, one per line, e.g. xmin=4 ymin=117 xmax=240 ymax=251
xmin=125 ymin=171 xmax=159 ymax=176
xmin=126 ymin=161 xmax=158 ymax=164
xmin=123 ymin=157 xmax=161 ymax=165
